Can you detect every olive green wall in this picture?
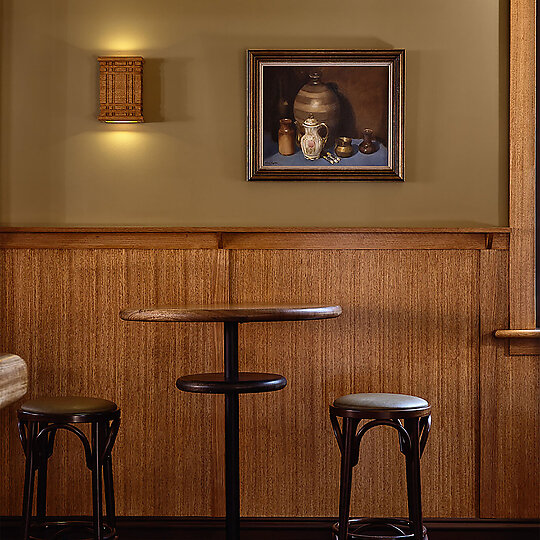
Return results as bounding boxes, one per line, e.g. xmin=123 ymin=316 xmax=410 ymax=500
xmin=0 ymin=0 xmax=508 ymax=226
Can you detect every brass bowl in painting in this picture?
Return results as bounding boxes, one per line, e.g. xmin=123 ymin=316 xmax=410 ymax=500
xmin=335 ymin=137 xmax=354 ymax=158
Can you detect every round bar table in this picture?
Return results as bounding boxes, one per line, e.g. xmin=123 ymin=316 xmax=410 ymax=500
xmin=120 ymin=304 xmax=342 ymax=540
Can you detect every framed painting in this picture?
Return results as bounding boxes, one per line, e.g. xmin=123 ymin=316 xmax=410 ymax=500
xmin=247 ymin=49 xmax=404 ymax=181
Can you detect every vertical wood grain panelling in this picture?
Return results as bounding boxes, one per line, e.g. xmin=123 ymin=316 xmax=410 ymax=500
xmin=118 ymin=249 xmax=227 ymax=516
xmin=229 ymin=250 xmax=479 ymax=518
xmin=480 ymin=250 xmax=540 ymax=518
xmin=0 ymin=249 xmax=228 ymax=517
xmin=2 ymin=234 xmax=535 ymax=520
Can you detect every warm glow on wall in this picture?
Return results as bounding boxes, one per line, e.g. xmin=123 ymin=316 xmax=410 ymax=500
xmin=102 ymin=35 xmax=143 ymax=53
xmin=98 ymin=130 xmax=146 ymax=152
xmin=98 ymin=56 xmax=144 ymax=123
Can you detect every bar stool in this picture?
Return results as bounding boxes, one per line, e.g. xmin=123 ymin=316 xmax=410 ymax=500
xmin=17 ymin=396 xmax=121 ymax=540
xmin=330 ymin=393 xmax=431 ymax=540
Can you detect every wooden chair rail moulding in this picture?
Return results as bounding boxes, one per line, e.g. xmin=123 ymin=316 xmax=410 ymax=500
xmin=219 ymin=231 xmax=508 ymax=250
xmin=0 ymin=227 xmax=510 ymax=251
xmin=0 ymin=227 xmax=511 ymax=232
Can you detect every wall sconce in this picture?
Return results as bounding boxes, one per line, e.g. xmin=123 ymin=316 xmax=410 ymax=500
xmin=98 ymin=56 xmax=144 ymax=123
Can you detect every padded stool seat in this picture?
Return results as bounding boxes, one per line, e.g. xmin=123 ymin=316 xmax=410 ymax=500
xmin=333 ymin=393 xmax=429 ymax=418
xmin=176 ymin=372 xmax=287 ymax=394
xmin=21 ymin=396 xmax=118 ymax=417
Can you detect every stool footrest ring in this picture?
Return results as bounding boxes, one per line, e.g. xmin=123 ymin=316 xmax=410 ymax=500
xmin=332 ymin=518 xmax=427 ymax=540
xmin=28 ymin=520 xmax=117 ymax=540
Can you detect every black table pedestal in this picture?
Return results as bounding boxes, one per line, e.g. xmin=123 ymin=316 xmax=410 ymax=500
xmin=224 ymin=321 xmax=240 ymax=540
xmin=176 ymin=321 xmax=287 ymax=540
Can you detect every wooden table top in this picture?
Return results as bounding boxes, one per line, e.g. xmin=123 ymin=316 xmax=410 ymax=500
xmin=120 ymin=304 xmax=342 ymax=323
xmin=0 ymin=353 xmax=28 ymax=410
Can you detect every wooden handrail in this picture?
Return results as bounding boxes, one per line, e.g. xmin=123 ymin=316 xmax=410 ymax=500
xmin=494 ymin=329 xmax=540 ymax=339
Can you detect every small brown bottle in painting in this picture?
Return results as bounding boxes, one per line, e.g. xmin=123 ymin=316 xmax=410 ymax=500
xmin=278 ymin=118 xmax=296 ymax=156
xmin=359 ymin=128 xmax=377 ymax=154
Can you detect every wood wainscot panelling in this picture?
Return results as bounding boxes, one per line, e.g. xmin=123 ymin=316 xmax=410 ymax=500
xmin=480 ymin=250 xmax=540 ymax=518
xmin=1 ymin=227 xmax=538 ymax=522
xmin=230 ymin=250 xmax=479 ymax=518
xmin=0 ymin=248 xmax=228 ymax=517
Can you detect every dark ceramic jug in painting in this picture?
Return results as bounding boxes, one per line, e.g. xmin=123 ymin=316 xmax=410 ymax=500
xmin=359 ymin=128 xmax=377 ymax=154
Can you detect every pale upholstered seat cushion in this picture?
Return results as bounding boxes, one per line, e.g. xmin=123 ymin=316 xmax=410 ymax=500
xmin=333 ymin=393 xmax=429 ymax=411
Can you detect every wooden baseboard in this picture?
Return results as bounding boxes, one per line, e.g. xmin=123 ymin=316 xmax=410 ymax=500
xmin=1 ymin=517 xmax=538 ymax=540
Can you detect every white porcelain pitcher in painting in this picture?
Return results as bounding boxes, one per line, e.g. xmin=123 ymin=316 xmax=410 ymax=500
xmin=300 ymin=114 xmax=328 ymax=161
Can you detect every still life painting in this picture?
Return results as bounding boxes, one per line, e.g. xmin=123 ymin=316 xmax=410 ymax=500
xmin=247 ymin=49 xmax=404 ymax=181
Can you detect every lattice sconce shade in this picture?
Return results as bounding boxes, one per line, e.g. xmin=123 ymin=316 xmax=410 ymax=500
xmin=98 ymin=56 xmax=144 ymax=123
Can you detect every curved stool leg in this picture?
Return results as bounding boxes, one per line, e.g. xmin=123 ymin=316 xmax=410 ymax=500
xmin=21 ymin=422 xmax=38 ymax=540
xmin=36 ymin=422 xmax=56 ymax=520
xmin=404 ymin=417 xmax=425 ymax=540
xmin=91 ymin=422 xmax=104 ymax=540
xmin=103 ymin=456 xmax=116 ymax=529
xmin=335 ymin=416 xmax=360 ymax=540
xmin=35 ymin=422 xmax=48 ymax=520
xmin=103 ymin=417 xmax=119 ymax=530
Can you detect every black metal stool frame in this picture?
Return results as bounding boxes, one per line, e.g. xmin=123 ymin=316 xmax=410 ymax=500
xmin=17 ymin=407 xmax=121 ymax=540
xmin=329 ymin=405 xmax=431 ymax=540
